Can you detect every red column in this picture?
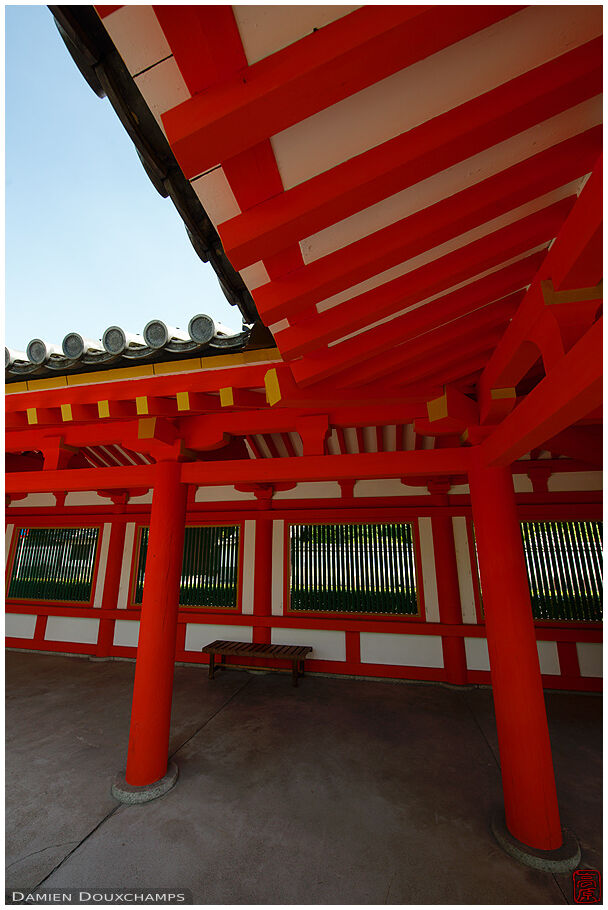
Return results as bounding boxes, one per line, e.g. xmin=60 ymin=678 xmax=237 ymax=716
xmin=431 ymin=514 xmax=467 ymax=685
xmin=97 ymin=520 xmax=126 ymax=657
xmin=469 ymin=448 xmax=562 ymax=850
xmin=252 ymin=516 xmax=273 ymax=644
xmin=125 ymin=461 xmax=187 ymax=786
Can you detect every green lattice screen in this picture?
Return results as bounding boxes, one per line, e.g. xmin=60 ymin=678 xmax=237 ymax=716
xmin=133 ymin=525 xmax=240 ymax=608
xmin=289 ymin=523 xmax=419 ymax=614
xmin=7 ymin=527 xmax=100 ymax=602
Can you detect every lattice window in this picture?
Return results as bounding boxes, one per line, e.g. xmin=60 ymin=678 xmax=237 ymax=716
xmin=7 ymin=527 xmax=100 ymax=603
xmin=289 ymin=522 xmax=419 ymax=615
xmin=133 ymin=525 xmax=240 ymax=608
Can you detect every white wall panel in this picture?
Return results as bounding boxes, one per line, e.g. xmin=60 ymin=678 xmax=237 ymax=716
xmin=113 ymin=619 xmax=140 ymax=648
xmin=185 ymin=623 xmax=253 ymax=652
xmin=241 ymin=521 xmax=256 ymax=614
xmin=417 ymin=517 xmax=440 ymax=622
xmin=576 ymin=642 xmax=603 ymax=678
xmin=10 ymin=494 xmax=56 ymax=508
xmin=45 ymin=616 xmax=100 ymax=645
xmin=537 ymin=640 xmax=560 ymax=676
xmin=273 ymin=482 xmax=342 ymax=499
xmin=117 ymin=523 xmax=136 ymax=609
xmin=272 ymin=627 xmax=345 ymax=662
xmin=272 ymin=520 xmax=285 ymax=615
xmin=548 ymin=472 xmax=603 ymax=492
xmin=452 ymin=517 xmax=477 ymax=624
xmin=6 ymin=613 xmax=36 ymax=639
xmin=360 ymin=632 xmax=444 ymax=668
xmin=354 ymin=479 xmax=428 ymax=497
xmin=195 ymin=485 xmax=256 ymax=502
xmin=6 ymin=524 xmax=15 ymax=566
xmin=64 ymin=492 xmax=115 ymax=506
xmin=92 ymin=523 xmax=112 ymax=608
xmin=464 ymin=637 xmax=490 ymax=671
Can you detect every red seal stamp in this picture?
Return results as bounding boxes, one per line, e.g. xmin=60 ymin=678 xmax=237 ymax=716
xmin=573 ymin=869 xmax=601 ymax=904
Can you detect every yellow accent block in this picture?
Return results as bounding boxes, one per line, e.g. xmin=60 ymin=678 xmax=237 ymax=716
xmin=220 ymin=388 xmax=234 ymax=407
xmin=153 ymin=358 xmax=202 ymax=376
xmin=136 ymin=397 xmax=149 ymax=415
xmin=66 ymin=365 xmax=154 ymax=386
xmin=98 ymin=400 xmax=110 ymax=418
xmin=176 ymin=392 xmax=191 ymax=411
xmin=138 ymin=417 xmax=156 ymax=439
xmin=264 ymin=368 xmax=282 ymax=407
xmin=427 ymin=392 xmax=448 ymax=422
xmin=490 ymin=387 xmax=516 ymax=400
xmin=27 ymin=408 xmax=38 ymax=425
xmin=61 ymin=404 xmax=73 ymax=422
xmin=6 ymin=382 xmax=28 ymax=395
xmin=26 ymin=376 xmax=68 ymax=391
xmin=460 ymin=429 xmax=470 ymax=444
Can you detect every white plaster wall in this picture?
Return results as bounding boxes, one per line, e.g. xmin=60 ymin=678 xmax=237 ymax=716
xmin=6 ymin=613 xmax=37 ymax=639
xmin=513 ymin=475 xmax=534 ymax=493
xmin=117 ymin=523 xmax=136 ymax=609
xmin=113 ymin=619 xmax=140 ymax=647
xmin=360 ymin=632 xmax=444 ymax=668
xmin=195 ymin=485 xmax=257 ymax=502
xmin=128 ymin=490 xmax=153 ymax=504
xmin=64 ymin=492 xmax=114 ymax=506
xmin=448 ymin=484 xmax=470 ymax=495
xmin=452 ymin=517 xmax=477 ymax=624
xmin=536 ymin=640 xmax=560 ymax=676
xmin=272 ymin=627 xmax=346 ymax=661
xmin=417 ymin=517 xmax=440 ymax=622
xmin=273 ymin=482 xmax=342 ymax=499
xmin=241 ymin=520 xmax=256 ymax=614
xmin=548 ymin=472 xmax=603 ymax=492
xmin=272 ymin=520 xmax=285 ymax=615
xmin=184 ymin=623 xmax=253 ymax=652
xmin=6 ymin=524 xmax=15 ymax=566
xmin=92 ymin=523 xmax=112 ymax=608
xmin=354 ymin=479 xmax=429 ymax=497
xmin=10 ymin=493 xmax=56 ymax=508
xmin=466 ymin=637 xmax=561 ymax=675
xmin=45 ymin=616 xmax=100 ymax=645
xmin=576 ymin=642 xmax=603 ymax=677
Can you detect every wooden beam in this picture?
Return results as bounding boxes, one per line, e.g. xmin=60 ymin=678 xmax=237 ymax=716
xmin=6 ymin=463 xmax=156 ymax=493
xmin=219 ymin=39 xmax=601 ymax=269
xmin=253 ymin=128 xmax=599 ymax=324
xmin=480 ymin=318 xmax=602 ymax=467
xmin=274 ymin=198 xmax=574 ymax=361
xmin=161 ymin=6 xmax=520 ymax=177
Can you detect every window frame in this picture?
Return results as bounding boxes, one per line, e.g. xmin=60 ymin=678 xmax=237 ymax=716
xmin=284 ymin=518 xmax=425 ymax=621
xmin=5 ymin=524 xmax=103 ymax=606
xmin=128 ymin=520 xmax=244 ymax=612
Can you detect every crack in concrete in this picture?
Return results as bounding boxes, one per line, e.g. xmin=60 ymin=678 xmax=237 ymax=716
xmin=552 ymin=872 xmax=571 ymax=904
xmin=169 ymin=675 xmax=253 ymax=761
xmin=463 ymin=689 xmax=501 ymax=772
xmin=7 ymin=842 xmax=79 ymax=869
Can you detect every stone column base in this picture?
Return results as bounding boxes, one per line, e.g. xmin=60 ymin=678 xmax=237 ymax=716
xmin=112 ymin=761 xmax=178 ymax=805
xmin=491 ymin=810 xmax=580 ymax=872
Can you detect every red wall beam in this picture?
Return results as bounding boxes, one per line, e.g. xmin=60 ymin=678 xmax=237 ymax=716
xmin=253 ymin=129 xmax=599 ymax=324
xmin=220 ymin=39 xmax=601 ymax=270
xmin=161 ymin=6 xmax=520 ymax=178
xmin=481 ymin=318 xmax=602 ymax=467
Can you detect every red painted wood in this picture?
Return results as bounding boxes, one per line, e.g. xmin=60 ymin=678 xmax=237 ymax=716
xmin=125 ymin=461 xmax=188 ymax=786
xmin=253 ymin=516 xmax=273 ymax=644
xmin=277 ymin=198 xmax=574 ymax=363
xmin=253 ymin=129 xmax=599 ymax=324
xmin=219 ymin=39 xmax=601 ymax=269
xmin=556 ymin=641 xmax=581 ymax=678
xmin=469 ymin=449 xmax=562 ymax=850
xmin=97 ymin=521 xmax=127 ymax=656
xmin=94 ymin=6 xmax=121 ymax=18
xmin=432 ymin=515 xmax=467 ymax=684
xmin=161 ymin=6 xmax=521 ymax=177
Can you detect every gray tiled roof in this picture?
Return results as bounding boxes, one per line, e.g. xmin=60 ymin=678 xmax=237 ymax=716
xmin=5 ymin=315 xmax=251 ymax=382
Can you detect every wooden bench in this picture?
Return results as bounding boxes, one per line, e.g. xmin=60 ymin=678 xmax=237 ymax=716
xmin=202 ymin=640 xmax=313 ymax=687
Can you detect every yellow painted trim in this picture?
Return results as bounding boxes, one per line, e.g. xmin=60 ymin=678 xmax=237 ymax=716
xmin=138 ymin=417 xmax=156 ymax=439
xmin=176 ymin=391 xmax=191 ymax=411
xmin=427 ymin=393 xmax=448 ymax=422
xmin=5 ymin=382 xmax=28 ymax=395
xmin=264 ymin=368 xmax=282 ymax=407
xmin=61 ymin=404 xmax=73 ymax=422
xmin=27 ymin=408 xmax=38 ymax=425
xmin=461 ymin=429 xmax=470 ymax=444
xmin=27 ymin=376 xmax=68 ymax=391
xmin=220 ymin=387 xmax=234 ymax=407
xmin=490 ymin=387 xmax=516 ymax=400
xmin=66 ymin=365 xmax=155 ymax=386
xmin=136 ymin=396 xmax=149 ymax=415
xmin=153 ymin=358 xmax=203 ymax=376
xmin=98 ymin=400 xmax=111 ymax=419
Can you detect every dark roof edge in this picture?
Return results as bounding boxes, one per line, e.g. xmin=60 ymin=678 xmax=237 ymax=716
xmin=48 ymin=5 xmax=260 ymax=325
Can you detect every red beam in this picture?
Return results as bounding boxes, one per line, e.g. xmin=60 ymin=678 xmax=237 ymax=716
xmin=6 ymin=463 xmax=155 ymax=493
xmin=161 ymin=6 xmax=520 ymax=177
xmin=253 ymin=128 xmax=599 ymax=324
xmin=219 ymin=39 xmax=601 ymax=270
xmin=274 ymin=197 xmax=574 ymax=360
xmin=481 ymin=318 xmax=602 ymax=467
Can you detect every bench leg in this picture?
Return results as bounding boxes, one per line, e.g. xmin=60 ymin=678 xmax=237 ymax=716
xmin=292 ymin=661 xmax=298 ymax=687
xmin=209 ymin=653 xmax=215 ymax=680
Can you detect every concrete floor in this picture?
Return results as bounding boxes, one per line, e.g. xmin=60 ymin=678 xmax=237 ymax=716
xmin=5 ymin=651 xmax=602 ymax=905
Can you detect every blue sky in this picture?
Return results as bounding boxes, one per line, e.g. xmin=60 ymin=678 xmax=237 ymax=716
xmin=5 ymin=5 xmax=239 ymax=354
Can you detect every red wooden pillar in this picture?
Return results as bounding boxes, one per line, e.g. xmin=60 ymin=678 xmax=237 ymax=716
xmin=252 ymin=516 xmax=273 ymax=644
xmin=431 ymin=514 xmax=467 ymax=684
xmin=97 ymin=520 xmax=126 ymax=657
xmin=469 ymin=448 xmax=562 ymax=850
xmin=125 ymin=460 xmax=187 ymax=786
